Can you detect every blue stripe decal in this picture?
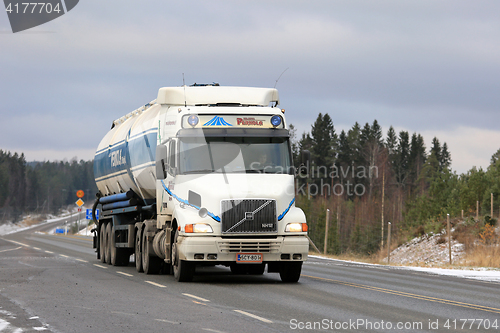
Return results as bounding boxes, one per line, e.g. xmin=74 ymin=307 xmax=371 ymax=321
xmin=160 ymin=180 xmax=221 ymax=222
xmin=278 ymin=197 xmax=294 ymax=221
xmin=93 ymin=131 xmax=157 ymax=180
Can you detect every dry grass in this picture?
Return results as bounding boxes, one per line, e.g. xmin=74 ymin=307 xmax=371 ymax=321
xmin=460 ymin=245 xmax=500 ymax=268
xmin=20 ymin=216 xmax=44 ymax=227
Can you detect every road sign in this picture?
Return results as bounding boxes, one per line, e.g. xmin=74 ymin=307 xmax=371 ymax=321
xmin=76 ymin=199 xmax=84 ymax=207
xmin=76 ymin=190 xmax=84 ymax=198
xmin=86 ymin=209 xmax=99 ymax=220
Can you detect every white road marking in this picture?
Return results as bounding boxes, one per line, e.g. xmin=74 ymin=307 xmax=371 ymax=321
xmin=111 ymin=311 xmax=135 ymax=316
xmin=0 ymin=246 xmax=22 ymax=253
xmin=117 ymin=271 xmax=133 ymax=277
xmin=145 ymin=281 xmax=166 ymax=288
xmin=233 ymin=310 xmax=273 ymax=323
xmin=32 ymin=247 xmax=41 ymax=250
xmin=44 ymin=251 xmax=53 ymax=254
xmin=8 ymin=241 xmax=29 ymax=247
xmin=202 ymin=329 xmax=227 ymax=333
xmin=182 ymin=293 xmax=210 ymax=302
xmin=75 ymin=259 xmax=88 ymax=263
xmin=155 ymin=319 xmax=180 ymax=324
xmin=59 ymin=254 xmax=69 ymax=258
xmin=93 ymin=264 xmax=108 ymax=269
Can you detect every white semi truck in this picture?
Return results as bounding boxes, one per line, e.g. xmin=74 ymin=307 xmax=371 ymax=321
xmin=92 ymin=84 xmax=309 ymax=282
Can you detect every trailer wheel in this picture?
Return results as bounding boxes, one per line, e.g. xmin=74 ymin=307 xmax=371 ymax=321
xmin=135 ymin=229 xmax=143 ymax=272
xmin=99 ymin=223 xmax=106 ymax=263
xmin=172 ymin=230 xmax=194 ymax=282
xmin=279 ymin=262 xmax=302 ymax=283
xmin=142 ymin=231 xmax=161 ymax=274
xmin=105 ymin=223 xmax=112 ymax=264
xmin=110 ymin=225 xmax=129 ymax=266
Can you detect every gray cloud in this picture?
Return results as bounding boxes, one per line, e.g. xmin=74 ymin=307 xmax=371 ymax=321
xmin=1 ymin=0 xmax=500 ymax=173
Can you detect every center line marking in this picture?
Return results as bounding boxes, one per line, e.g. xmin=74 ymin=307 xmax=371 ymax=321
xmin=145 ymin=281 xmax=166 ymax=288
xmin=302 ymin=274 xmax=500 ymax=314
xmin=117 ymin=271 xmax=133 ymax=277
xmin=59 ymin=254 xmax=69 ymax=258
xmin=93 ymin=264 xmax=108 ymax=269
xmin=75 ymin=259 xmax=88 ymax=263
xmin=33 ymin=247 xmax=41 ymax=250
xmin=182 ymin=293 xmax=210 ymax=302
xmin=234 ymin=310 xmax=273 ymax=323
xmin=44 ymin=251 xmax=53 ymax=254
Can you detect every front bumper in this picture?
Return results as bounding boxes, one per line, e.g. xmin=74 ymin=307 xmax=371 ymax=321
xmin=177 ymin=235 xmax=309 ymax=262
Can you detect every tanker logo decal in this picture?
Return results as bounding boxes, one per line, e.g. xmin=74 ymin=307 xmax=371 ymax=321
xmin=203 ymin=116 xmax=233 ymax=127
xmin=110 ymin=150 xmax=126 ymax=168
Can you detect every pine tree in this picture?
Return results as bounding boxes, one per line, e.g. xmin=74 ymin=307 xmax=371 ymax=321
xmin=408 ymin=133 xmax=426 ymax=192
xmin=440 ymin=142 xmax=451 ymax=171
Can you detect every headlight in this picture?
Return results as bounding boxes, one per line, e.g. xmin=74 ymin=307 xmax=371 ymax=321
xmin=185 ymin=223 xmax=213 ymax=233
xmin=285 ymin=223 xmax=307 ymax=232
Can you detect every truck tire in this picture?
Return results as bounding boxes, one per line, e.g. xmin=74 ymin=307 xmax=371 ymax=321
xmin=99 ymin=223 xmax=106 ymax=263
xmin=279 ymin=262 xmax=302 ymax=283
xmin=110 ymin=225 xmax=129 ymax=266
xmin=142 ymin=230 xmax=161 ymax=274
xmin=105 ymin=223 xmax=112 ymax=264
xmin=172 ymin=230 xmax=194 ymax=282
xmin=135 ymin=229 xmax=143 ymax=272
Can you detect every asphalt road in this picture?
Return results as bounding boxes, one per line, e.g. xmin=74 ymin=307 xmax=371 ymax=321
xmin=1 ymin=220 xmax=500 ymax=333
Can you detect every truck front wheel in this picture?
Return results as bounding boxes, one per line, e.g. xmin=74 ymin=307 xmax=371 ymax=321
xmin=172 ymin=230 xmax=194 ymax=282
xmin=279 ymin=262 xmax=303 ymax=283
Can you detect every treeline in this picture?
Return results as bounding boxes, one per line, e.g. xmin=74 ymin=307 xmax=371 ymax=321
xmin=290 ymin=114 xmax=497 ymax=255
xmin=0 ymin=150 xmax=97 ymax=222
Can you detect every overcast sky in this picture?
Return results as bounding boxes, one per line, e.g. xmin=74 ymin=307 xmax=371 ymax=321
xmin=1 ymin=0 xmax=499 ymax=174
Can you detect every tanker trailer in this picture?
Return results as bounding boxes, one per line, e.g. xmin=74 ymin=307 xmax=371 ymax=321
xmin=92 ymin=84 xmax=309 ymax=282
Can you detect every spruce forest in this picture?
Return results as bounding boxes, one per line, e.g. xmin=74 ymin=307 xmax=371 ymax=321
xmin=0 ymin=151 xmax=97 ymax=222
xmin=290 ymin=113 xmax=500 ymax=255
xmin=1 ymin=113 xmax=499 ymax=257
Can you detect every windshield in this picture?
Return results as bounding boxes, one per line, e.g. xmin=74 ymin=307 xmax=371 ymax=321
xmin=179 ymin=136 xmax=292 ymax=174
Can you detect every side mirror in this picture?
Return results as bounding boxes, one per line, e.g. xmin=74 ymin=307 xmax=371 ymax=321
xmin=156 ymin=145 xmax=167 ymax=180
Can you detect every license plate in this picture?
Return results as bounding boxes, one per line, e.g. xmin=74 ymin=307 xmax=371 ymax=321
xmin=236 ymin=253 xmax=262 ymax=263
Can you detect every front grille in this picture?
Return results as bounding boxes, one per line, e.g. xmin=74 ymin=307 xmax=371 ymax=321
xmin=221 ymin=199 xmax=277 ymax=234
xmin=218 ymin=240 xmax=281 ymax=253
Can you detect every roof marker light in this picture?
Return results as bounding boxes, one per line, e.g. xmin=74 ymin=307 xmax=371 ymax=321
xmin=188 ymin=115 xmax=199 ymax=127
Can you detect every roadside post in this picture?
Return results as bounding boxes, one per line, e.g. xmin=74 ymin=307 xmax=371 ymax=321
xmin=387 ymin=222 xmax=391 ymax=265
xmin=447 ymin=214 xmax=452 ymax=265
xmin=324 ymin=209 xmax=330 ymax=255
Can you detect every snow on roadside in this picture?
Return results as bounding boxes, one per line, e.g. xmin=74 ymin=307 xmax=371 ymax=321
xmin=0 ymin=210 xmax=88 ymax=236
xmin=382 ymin=231 xmax=466 ymax=266
xmin=309 ymin=255 xmax=500 ymax=283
